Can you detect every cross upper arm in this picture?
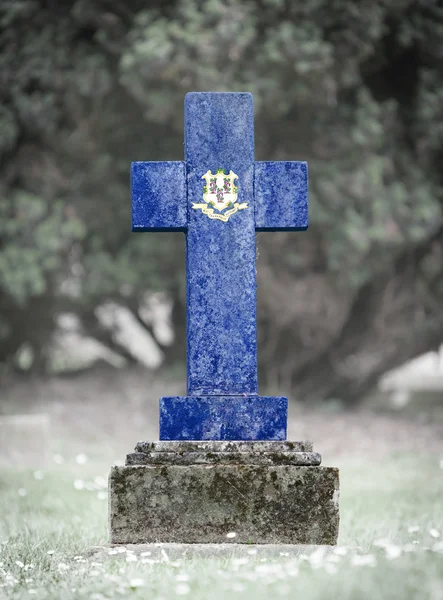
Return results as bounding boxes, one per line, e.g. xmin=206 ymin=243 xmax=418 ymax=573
xmin=131 ymin=161 xmax=187 ymax=232
xmin=254 ymin=161 xmax=308 ymax=231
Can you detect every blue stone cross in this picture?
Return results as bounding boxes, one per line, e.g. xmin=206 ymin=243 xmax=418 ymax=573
xmin=131 ymin=92 xmax=308 ymax=441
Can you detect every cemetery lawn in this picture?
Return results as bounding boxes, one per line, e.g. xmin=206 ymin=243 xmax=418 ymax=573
xmin=1 ymin=449 xmax=443 ymax=598
xmin=0 ymin=371 xmax=442 ymax=599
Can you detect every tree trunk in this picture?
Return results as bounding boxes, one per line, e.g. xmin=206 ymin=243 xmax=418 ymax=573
xmin=262 ymin=226 xmax=443 ymax=405
xmin=275 ymin=225 xmax=443 ymax=404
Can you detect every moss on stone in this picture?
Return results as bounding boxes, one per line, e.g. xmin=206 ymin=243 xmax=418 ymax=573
xmin=109 ymin=464 xmax=339 ymax=545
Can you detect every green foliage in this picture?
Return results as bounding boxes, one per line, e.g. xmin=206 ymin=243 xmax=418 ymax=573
xmin=119 ymin=0 xmax=442 ymax=289
xmin=0 ymin=0 xmax=442 ymax=374
xmin=0 ymin=192 xmax=85 ymax=305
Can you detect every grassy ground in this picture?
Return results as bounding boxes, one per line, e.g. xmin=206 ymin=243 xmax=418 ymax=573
xmin=0 ymin=368 xmax=443 ymax=599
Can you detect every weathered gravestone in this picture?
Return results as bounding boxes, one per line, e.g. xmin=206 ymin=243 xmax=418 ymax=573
xmin=109 ymin=92 xmax=339 ymax=544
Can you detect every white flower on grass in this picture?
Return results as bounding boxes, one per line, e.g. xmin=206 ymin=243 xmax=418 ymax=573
xmin=374 ymin=539 xmax=402 ymax=559
xmin=5 ymin=573 xmax=18 ymax=586
xmin=125 ymin=554 xmax=137 ymax=563
xmin=73 ymin=556 xmax=83 ymax=561
xmin=47 ymin=550 xmax=55 ymax=556
xmin=33 ymin=471 xmax=44 ymax=480
xmin=285 ymin=562 xmax=299 ymax=578
xmin=73 ymin=480 xmax=84 ymax=490
xmin=53 ymin=454 xmax=64 ymax=464
xmin=15 ymin=561 xmax=24 ymax=568
xmin=351 ymin=555 xmax=376 ymax=567
xmin=226 ymin=532 xmax=236 ymax=539
xmin=326 ymin=554 xmax=341 ymax=564
xmin=18 ymin=489 xmax=27 ymax=497
xmin=170 ymin=560 xmax=181 ymax=568
xmin=385 ymin=545 xmax=402 ymax=560
xmin=129 ymin=578 xmax=145 ymax=589
xmin=309 ymin=547 xmax=327 ymax=568
xmin=429 ymin=529 xmax=441 ymax=539
xmin=408 ymin=525 xmax=420 ymax=534
xmin=94 ymin=476 xmax=107 ymax=488
xmin=161 ymin=549 xmax=170 ymax=562
xmin=175 ymin=583 xmax=190 ymax=595
xmin=57 ymin=563 xmax=70 ymax=572
xmin=75 ymin=454 xmax=88 ymax=465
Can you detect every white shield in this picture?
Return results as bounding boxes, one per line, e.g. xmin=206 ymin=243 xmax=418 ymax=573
xmin=202 ymin=170 xmax=238 ymax=212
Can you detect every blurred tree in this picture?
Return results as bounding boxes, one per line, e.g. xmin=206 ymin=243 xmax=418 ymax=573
xmin=0 ymin=0 xmax=442 ymax=402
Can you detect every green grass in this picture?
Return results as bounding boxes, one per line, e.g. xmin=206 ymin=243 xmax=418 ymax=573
xmin=1 ymin=453 xmax=442 ymax=599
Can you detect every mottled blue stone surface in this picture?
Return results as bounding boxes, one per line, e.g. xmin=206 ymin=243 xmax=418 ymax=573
xmin=130 ymin=92 xmax=309 ymax=441
xmin=131 ymin=161 xmax=187 ymax=232
xmin=185 ymin=93 xmax=257 ymax=395
xmin=255 ymin=161 xmax=308 ymax=231
xmin=160 ymin=396 xmax=287 ymax=441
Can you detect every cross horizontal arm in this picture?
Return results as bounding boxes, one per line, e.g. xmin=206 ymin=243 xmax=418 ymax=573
xmin=254 ymin=161 xmax=308 ymax=231
xmin=131 ymin=161 xmax=187 ymax=232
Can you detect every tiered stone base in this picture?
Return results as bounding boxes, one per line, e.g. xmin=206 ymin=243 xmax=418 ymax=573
xmin=109 ymin=441 xmax=339 ymax=545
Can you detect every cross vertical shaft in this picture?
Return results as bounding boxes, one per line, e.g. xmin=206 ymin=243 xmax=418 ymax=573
xmin=185 ymin=93 xmax=257 ymax=396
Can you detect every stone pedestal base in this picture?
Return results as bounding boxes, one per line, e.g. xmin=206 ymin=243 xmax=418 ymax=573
xmin=109 ymin=441 xmax=339 ymax=545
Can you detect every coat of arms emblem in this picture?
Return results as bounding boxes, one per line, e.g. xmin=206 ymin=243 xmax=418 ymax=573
xmin=192 ymin=169 xmax=248 ymax=222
